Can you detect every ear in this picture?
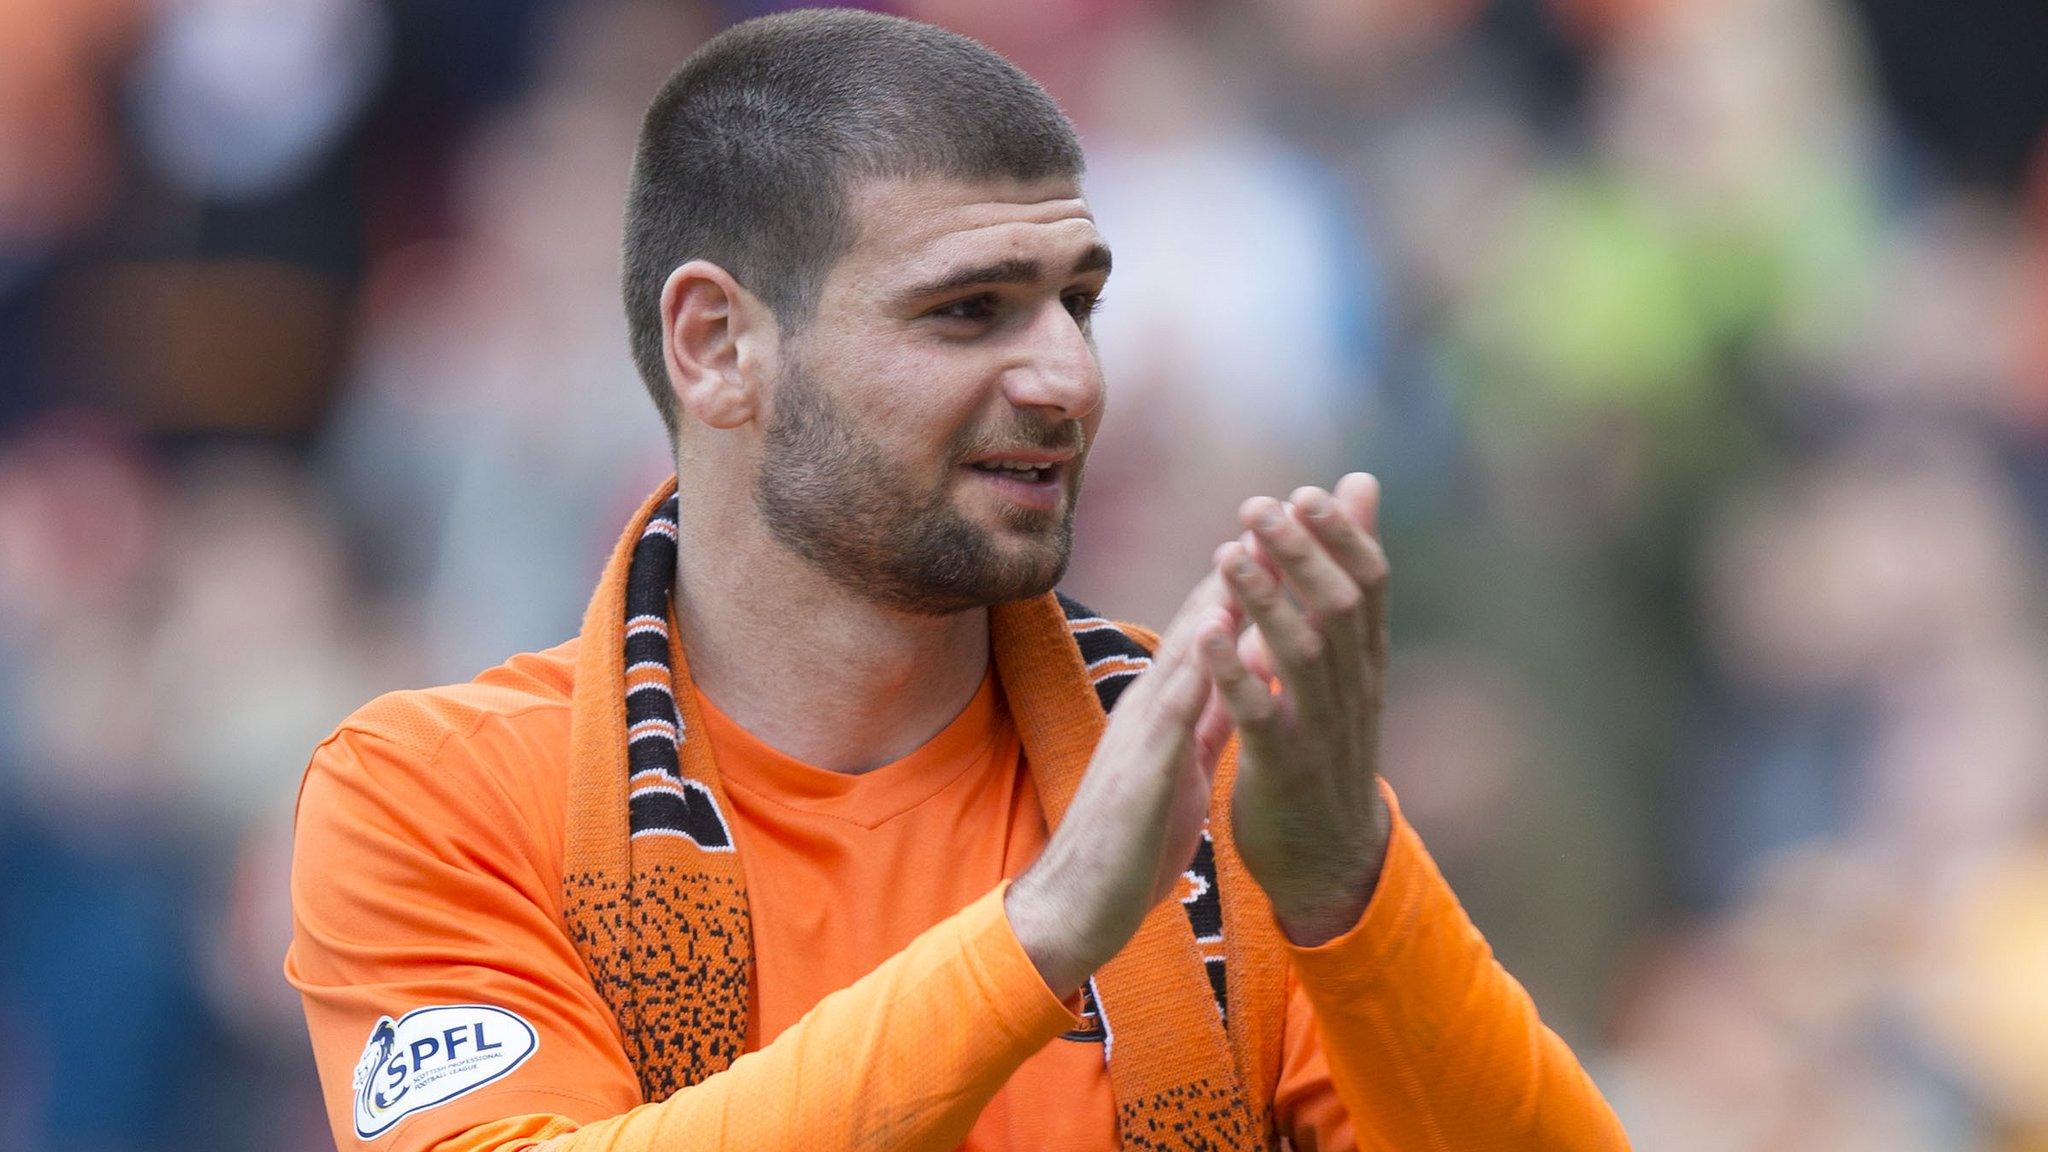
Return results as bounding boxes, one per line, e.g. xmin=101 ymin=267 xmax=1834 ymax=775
xmin=660 ymin=260 xmax=780 ymax=430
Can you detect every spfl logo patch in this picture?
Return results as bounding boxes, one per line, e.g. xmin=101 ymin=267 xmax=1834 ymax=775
xmin=351 ymin=1004 xmax=537 ymax=1139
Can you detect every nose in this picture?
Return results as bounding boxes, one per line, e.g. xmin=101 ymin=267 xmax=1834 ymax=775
xmin=1000 ymin=301 xmax=1104 ymax=422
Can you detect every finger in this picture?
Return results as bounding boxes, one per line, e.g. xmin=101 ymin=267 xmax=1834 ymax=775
xmin=1193 ymin=680 xmax=1234 ymax=771
xmin=1334 ymin=472 xmax=1382 ymax=539
xmin=1190 ymin=612 xmax=1240 ymax=771
xmin=1237 ymin=625 xmax=1276 ymax=685
xmin=1294 ymin=486 xmax=1391 ymax=639
xmin=1201 ymin=615 xmax=1278 ymax=732
xmin=1294 ymin=486 xmax=1385 ymax=583
xmin=1241 ymin=497 xmax=1360 ymax=677
xmin=1247 ymin=495 xmax=1365 ymax=636
xmin=1208 ymin=576 xmax=1270 ymax=691
xmin=1146 ymin=616 xmax=1215 ymax=732
xmin=1240 ymin=529 xmax=1280 ymax=581
xmin=1217 ymin=538 xmax=1327 ymax=698
xmin=1312 ymin=480 xmax=1391 ymax=669
xmin=1210 ymin=565 xmax=1279 ymax=685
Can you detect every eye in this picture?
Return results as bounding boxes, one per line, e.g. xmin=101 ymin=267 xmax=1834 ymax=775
xmin=1063 ymin=290 xmax=1104 ymax=323
xmin=932 ymin=294 xmax=997 ymax=322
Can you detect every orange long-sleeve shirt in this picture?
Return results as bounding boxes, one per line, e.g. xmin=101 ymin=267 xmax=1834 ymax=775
xmin=286 ymin=640 xmax=1628 ymax=1151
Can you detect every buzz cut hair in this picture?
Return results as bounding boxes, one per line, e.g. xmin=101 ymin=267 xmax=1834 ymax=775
xmin=620 ymin=8 xmax=1086 ymax=437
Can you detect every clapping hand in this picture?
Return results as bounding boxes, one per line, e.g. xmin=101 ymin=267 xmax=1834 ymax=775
xmin=1007 ymin=472 xmax=1396 ymax=993
xmin=1200 ymin=473 xmax=1394 ymax=946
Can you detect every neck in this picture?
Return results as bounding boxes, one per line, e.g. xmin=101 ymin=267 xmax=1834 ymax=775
xmin=669 ymin=490 xmax=991 ymax=777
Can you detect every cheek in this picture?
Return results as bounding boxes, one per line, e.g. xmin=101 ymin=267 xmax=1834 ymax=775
xmin=803 ymin=324 xmax=1007 ymax=464
xmin=873 ymin=371 xmax=999 ymax=459
xmin=846 ymin=387 xmax=980 ymax=487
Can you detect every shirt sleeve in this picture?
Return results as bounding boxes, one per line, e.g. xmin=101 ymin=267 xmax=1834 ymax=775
xmin=484 ymin=884 xmax=1074 ymax=1152
xmin=287 ymin=726 xmax=1079 ymax=1152
xmin=1270 ymin=781 xmax=1632 ymax=1152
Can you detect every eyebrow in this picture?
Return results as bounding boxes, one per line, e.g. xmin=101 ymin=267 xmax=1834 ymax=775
xmin=897 ymin=243 xmax=1113 ymax=303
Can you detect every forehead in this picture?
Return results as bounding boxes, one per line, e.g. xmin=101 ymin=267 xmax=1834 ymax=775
xmin=832 ymin=176 xmax=1104 ymax=291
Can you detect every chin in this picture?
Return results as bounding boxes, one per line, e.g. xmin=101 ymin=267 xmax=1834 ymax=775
xmin=986 ymin=525 xmax=1073 ymax=598
xmin=989 ymin=502 xmax=1064 ymax=536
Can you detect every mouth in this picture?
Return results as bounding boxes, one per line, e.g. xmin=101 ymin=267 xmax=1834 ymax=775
xmin=961 ymin=454 xmax=1071 ymax=512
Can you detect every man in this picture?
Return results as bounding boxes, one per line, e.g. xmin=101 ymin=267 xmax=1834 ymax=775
xmin=287 ymin=9 xmax=1631 ymax=1151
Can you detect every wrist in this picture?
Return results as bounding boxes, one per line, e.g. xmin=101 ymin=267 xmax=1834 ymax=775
xmin=1004 ymin=867 xmax=1111 ymax=999
xmin=1266 ymin=789 xmax=1394 ymax=947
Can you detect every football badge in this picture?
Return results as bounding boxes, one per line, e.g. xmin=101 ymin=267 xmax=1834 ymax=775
xmin=352 ymin=1005 xmax=538 ymax=1139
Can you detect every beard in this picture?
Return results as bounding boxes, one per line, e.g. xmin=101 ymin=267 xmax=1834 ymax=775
xmin=753 ymin=362 xmax=1086 ymax=617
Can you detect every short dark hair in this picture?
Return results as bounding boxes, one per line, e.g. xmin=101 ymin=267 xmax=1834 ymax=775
xmin=621 ymin=8 xmax=1085 ymax=437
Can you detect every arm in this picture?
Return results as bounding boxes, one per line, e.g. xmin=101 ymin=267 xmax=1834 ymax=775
xmin=476 ymin=884 xmax=1072 ymax=1152
xmin=1204 ymin=474 xmax=1629 ymax=1149
xmin=1271 ymin=782 xmax=1630 ymax=1151
xmin=288 ymin=728 xmax=1074 ymax=1152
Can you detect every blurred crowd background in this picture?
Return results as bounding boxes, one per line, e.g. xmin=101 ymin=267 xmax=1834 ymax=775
xmin=3 ymin=0 xmax=2046 ymax=1148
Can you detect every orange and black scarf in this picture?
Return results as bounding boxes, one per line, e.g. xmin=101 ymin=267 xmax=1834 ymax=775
xmin=562 ymin=480 xmax=1287 ymax=1149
